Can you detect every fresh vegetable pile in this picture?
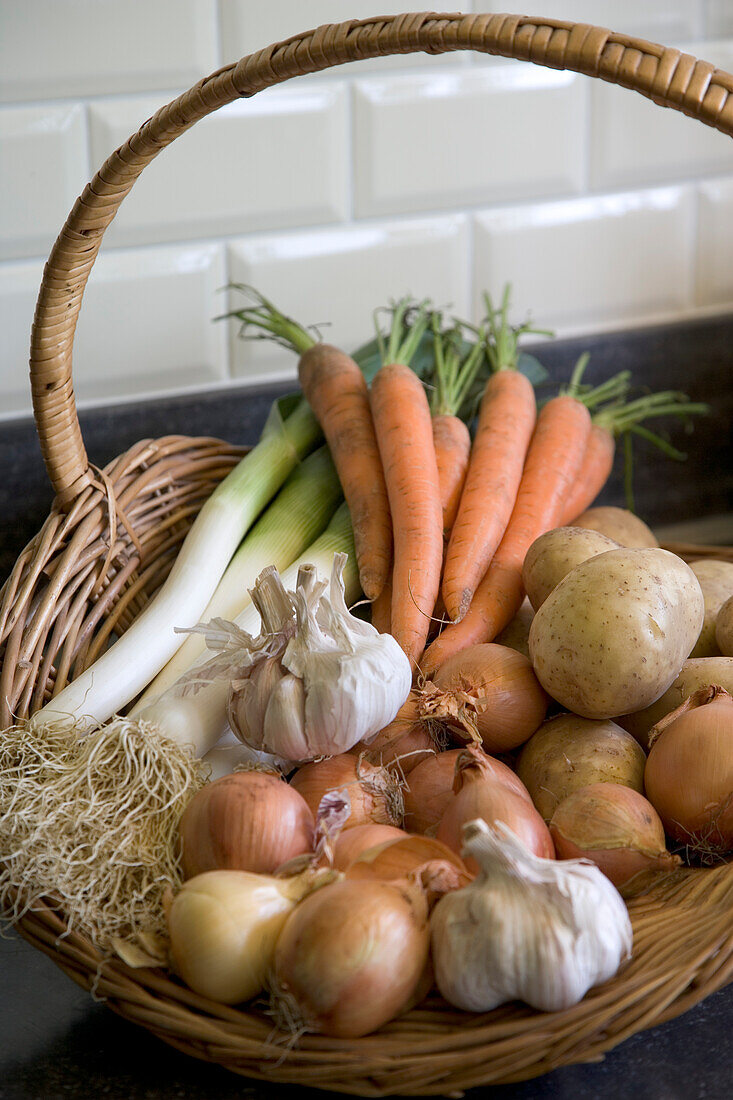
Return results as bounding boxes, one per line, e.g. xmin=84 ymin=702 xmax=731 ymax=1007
xmin=2 ymin=286 xmax=732 ymax=1043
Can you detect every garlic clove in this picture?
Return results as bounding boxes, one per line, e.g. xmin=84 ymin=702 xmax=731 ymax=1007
xmin=263 ymin=672 xmax=309 ymax=760
xmin=228 ymin=655 xmax=285 ymax=750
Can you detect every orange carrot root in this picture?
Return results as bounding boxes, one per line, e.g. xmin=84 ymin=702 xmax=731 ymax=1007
xmin=421 ymin=394 xmax=592 ymax=677
xmin=432 ymin=414 xmax=471 ymax=538
xmin=441 ymin=370 xmax=536 ymax=622
xmin=299 ymin=343 xmax=392 ymax=600
xmin=560 ymin=422 xmax=615 ymax=525
xmin=370 ymin=363 xmax=443 ymax=669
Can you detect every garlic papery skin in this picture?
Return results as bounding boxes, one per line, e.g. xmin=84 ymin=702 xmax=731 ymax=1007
xmin=167 ymin=867 xmax=335 ymax=1004
xmin=224 ymin=554 xmax=412 ymax=761
xmin=430 ymin=819 xmax=632 ymax=1014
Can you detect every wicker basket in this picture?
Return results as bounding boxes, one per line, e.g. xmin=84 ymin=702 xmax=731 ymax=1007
xmin=3 ymin=12 xmax=733 ymax=1097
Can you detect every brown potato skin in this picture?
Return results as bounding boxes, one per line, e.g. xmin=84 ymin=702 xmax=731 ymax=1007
xmin=522 ymin=526 xmax=620 ymax=611
xmin=618 ymin=656 xmax=733 ymax=749
xmin=688 ymin=560 xmax=733 ymax=658
xmin=528 ymin=548 xmax=704 ymax=719
xmin=517 ymin=713 xmax=646 ymax=821
xmin=571 ymin=506 xmax=658 ymax=548
xmin=717 ymin=595 xmax=733 ymax=657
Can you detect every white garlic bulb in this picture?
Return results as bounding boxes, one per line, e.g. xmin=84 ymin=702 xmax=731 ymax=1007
xmin=190 ymin=554 xmax=412 ymax=763
xmin=430 ymin=819 xmax=632 ymax=1014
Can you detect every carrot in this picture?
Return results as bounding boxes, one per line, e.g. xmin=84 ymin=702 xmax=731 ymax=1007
xmin=221 ymin=287 xmax=391 ymax=601
xmin=433 ymin=415 xmax=471 ymax=536
xmin=421 ymin=392 xmax=593 ymax=678
xmin=560 ymin=360 xmax=709 ymax=522
xmin=298 ymin=343 xmax=391 ymax=599
xmin=370 ymin=575 xmax=392 ymax=635
xmin=560 ymin=421 xmax=616 ymax=524
xmin=370 ymin=301 xmax=444 ymax=668
xmin=441 ymin=289 xmax=550 ymax=622
xmin=428 ymin=318 xmax=485 ymax=538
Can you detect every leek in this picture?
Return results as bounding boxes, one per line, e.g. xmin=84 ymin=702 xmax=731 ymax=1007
xmin=33 ymin=396 xmax=320 ymax=734
xmin=133 ymin=445 xmax=342 ymax=708
xmin=136 ymin=503 xmax=357 ymax=757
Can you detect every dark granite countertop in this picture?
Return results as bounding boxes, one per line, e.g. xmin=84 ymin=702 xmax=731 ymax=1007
xmin=1 ymin=314 xmax=732 ymax=1100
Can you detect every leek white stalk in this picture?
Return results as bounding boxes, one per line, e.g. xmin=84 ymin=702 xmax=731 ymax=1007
xmin=135 ymin=503 xmax=358 ymax=758
xmin=136 ymin=445 xmax=341 ymax=707
xmin=31 ymin=397 xmax=320 ymax=735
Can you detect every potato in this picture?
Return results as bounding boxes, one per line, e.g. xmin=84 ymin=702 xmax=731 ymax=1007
xmin=688 ymin=559 xmax=733 ymax=657
xmin=528 ymin=548 xmax=704 ymax=719
xmin=495 ymin=597 xmax=534 ymax=659
xmin=717 ymin=595 xmax=733 ymax=656
xmin=618 ymin=656 xmax=733 ymax=748
xmin=571 ymin=506 xmax=658 ymax=548
xmin=522 ymin=527 xmax=620 ymax=611
xmin=516 ymin=713 xmax=646 ymax=821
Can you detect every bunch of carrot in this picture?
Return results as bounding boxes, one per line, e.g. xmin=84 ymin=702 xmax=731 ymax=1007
xmin=224 ymin=286 xmax=705 ymax=679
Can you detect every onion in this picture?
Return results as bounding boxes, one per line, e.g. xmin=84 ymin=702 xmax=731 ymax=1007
xmin=345 ymin=834 xmax=470 ymax=886
xmin=331 ymin=824 xmax=408 ymax=870
xmin=290 ymin=753 xmax=403 ymax=829
xmin=404 ymin=747 xmax=530 ymax=835
xmin=517 ymin=713 xmax=647 ymax=822
xmin=436 ymin=746 xmax=554 ymax=872
xmin=427 ymin=643 xmax=548 ymax=752
xmin=179 ymin=770 xmax=314 ymax=878
xmin=351 ymin=694 xmax=441 ymax=774
xmin=644 ymin=686 xmax=733 ymax=856
xmin=271 ymin=876 xmax=432 ymax=1037
xmin=549 ymin=783 xmax=680 ymax=891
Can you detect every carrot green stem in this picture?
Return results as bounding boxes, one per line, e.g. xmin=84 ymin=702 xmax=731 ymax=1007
xmin=430 ymin=315 xmax=486 ymax=417
xmin=218 ymin=284 xmax=318 ymax=355
xmin=376 ymin=297 xmax=433 ymax=367
xmin=483 ymin=284 xmax=554 ymax=373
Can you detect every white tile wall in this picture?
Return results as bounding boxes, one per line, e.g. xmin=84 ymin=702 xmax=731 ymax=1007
xmin=474 ymin=188 xmax=694 ymax=332
xmin=2 ymin=3 xmax=733 ymax=424
xmin=354 ymin=66 xmax=585 ymax=217
xmin=71 ymin=243 xmax=228 ymax=405
xmin=696 ymin=178 xmax=733 ymax=305
xmin=0 ymin=0 xmax=218 ymax=102
xmin=0 ymin=103 xmax=88 ymax=261
xmin=88 ymin=86 xmax=349 ymax=247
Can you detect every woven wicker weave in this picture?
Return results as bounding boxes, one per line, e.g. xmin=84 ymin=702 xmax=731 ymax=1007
xmin=3 ymin=12 xmax=733 ymax=1096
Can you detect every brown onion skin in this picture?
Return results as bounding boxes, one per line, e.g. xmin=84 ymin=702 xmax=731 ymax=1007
xmin=549 ymin=783 xmax=680 ymax=889
xmin=432 ymin=643 xmax=549 ymax=752
xmin=272 ymin=877 xmax=430 ymax=1037
xmin=350 ymin=695 xmax=438 ymax=774
xmin=290 ymin=754 xmax=400 ymax=829
xmin=179 ymin=772 xmax=314 ymax=879
xmin=404 ymin=747 xmax=531 ymax=834
xmin=332 ymin=824 xmax=407 ymax=870
xmin=344 ymin=834 xmax=470 ymax=885
xmin=436 ymin=748 xmax=554 ymax=873
xmin=644 ymin=695 xmax=733 ymax=851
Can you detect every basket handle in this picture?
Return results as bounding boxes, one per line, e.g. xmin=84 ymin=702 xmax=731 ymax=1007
xmin=31 ymin=10 xmax=733 ymax=506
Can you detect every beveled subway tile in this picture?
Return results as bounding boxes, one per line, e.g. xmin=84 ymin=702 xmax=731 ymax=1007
xmin=89 ymin=85 xmax=349 ymax=247
xmin=0 ymin=103 xmax=88 ymax=261
xmin=226 ymin=216 xmax=470 ymax=380
xmin=0 ymin=0 xmax=218 ymax=102
xmin=474 ymin=188 xmax=694 ymax=336
xmin=354 ymin=65 xmax=585 ymax=218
